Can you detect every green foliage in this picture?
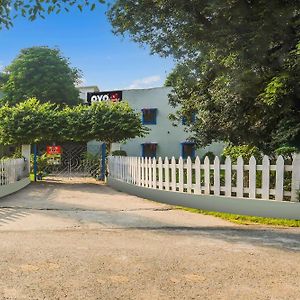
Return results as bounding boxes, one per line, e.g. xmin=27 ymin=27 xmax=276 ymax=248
xmin=112 ymin=150 xmax=127 ymax=156
xmin=201 ymin=151 xmax=215 ymax=162
xmin=109 ymin=1 xmax=300 ymax=153
xmin=0 ymin=47 xmax=81 ymax=106
xmin=0 ymin=98 xmax=61 ymax=145
xmin=275 ymin=146 xmax=299 ymax=161
xmin=0 ymin=99 xmax=148 ymax=145
xmin=222 ymin=145 xmax=261 ymax=163
xmin=30 ymin=153 xmax=49 ymax=176
xmin=0 ymin=0 xmax=104 ymax=29
xmin=61 ymin=101 xmax=149 ymax=143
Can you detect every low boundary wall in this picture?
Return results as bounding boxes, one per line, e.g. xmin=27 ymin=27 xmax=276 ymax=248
xmin=108 ymin=178 xmax=300 ymax=220
xmin=0 ymin=178 xmax=30 ymax=199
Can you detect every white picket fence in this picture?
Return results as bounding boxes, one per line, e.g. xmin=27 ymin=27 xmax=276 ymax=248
xmin=108 ymin=155 xmax=300 ymax=202
xmin=0 ymin=158 xmax=28 ymax=186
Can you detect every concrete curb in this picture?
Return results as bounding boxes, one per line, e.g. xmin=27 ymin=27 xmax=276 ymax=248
xmin=108 ymin=178 xmax=300 ymax=220
xmin=0 ymin=178 xmax=31 ymax=199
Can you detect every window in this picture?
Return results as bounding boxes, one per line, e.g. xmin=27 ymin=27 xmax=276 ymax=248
xmin=142 ymin=108 xmax=157 ymax=125
xmin=142 ymin=143 xmax=157 ymax=158
xmin=181 ymin=142 xmax=195 ymax=159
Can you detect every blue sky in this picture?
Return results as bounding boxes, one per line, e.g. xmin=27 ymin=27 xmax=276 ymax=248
xmin=0 ymin=4 xmax=174 ymax=91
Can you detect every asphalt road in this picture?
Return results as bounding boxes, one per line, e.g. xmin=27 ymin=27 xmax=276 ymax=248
xmin=0 ymin=178 xmax=299 ymax=300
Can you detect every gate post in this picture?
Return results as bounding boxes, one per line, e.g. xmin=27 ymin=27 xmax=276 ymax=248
xmin=21 ymin=144 xmax=31 ymax=175
xmin=99 ymin=143 xmax=106 ymax=181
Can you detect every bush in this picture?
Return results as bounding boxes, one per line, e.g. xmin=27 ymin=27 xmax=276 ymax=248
xmin=275 ymin=146 xmax=298 ymax=161
xmin=112 ymin=150 xmax=127 ymax=156
xmin=201 ymin=151 xmax=215 ymax=162
xmin=222 ymin=145 xmax=261 ymax=163
xmin=30 ymin=153 xmax=49 ymax=177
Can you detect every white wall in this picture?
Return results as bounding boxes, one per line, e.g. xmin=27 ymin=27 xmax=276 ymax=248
xmin=120 ymin=87 xmax=224 ymax=158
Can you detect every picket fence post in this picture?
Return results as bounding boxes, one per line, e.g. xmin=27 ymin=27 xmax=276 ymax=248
xmin=213 ymin=156 xmax=220 ymax=196
xmin=171 ymin=157 xmax=176 ymax=192
xmin=262 ymin=155 xmax=270 ymax=200
xmin=194 ymin=156 xmax=201 ymax=194
xmin=275 ymin=155 xmax=284 ymax=201
xmin=144 ymin=157 xmax=149 ymax=187
xmin=164 ymin=157 xmax=170 ymax=191
xmin=137 ymin=157 xmax=141 ymax=186
xmin=204 ymin=156 xmax=210 ymax=195
xmin=158 ymin=157 xmax=163 ymax=190
xmin=153 ymin=158 xmax=157 ymax=189
xmin=236 ymin=157 xmax=243 ymax=198
xmin=249 ymin=156 xmax=256 ymax=199
xmin=225 ymin=157 xmax=232 ymax=197
xmin=178 ymin=157 xmax=184 ymax=192
xmin=187 ymin=157 xmax=192 ymax=193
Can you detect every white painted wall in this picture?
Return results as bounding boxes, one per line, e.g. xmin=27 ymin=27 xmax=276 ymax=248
xmin=120 ymin=87 xmax=224 ymax=158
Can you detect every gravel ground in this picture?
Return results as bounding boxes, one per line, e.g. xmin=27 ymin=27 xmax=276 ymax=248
xmin=0 ymin=178 xmax=299 ymax=300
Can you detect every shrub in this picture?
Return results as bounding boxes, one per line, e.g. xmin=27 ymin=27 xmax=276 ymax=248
xmin=201 ymin=151 xmax=215 ymax=162
xmin=112 ymin=150 xmax=127 ymax=156
xmin=222 ymin=145 xmax=261 ymax=163
xmin=275 ymin=146 xmax=298 ymax=161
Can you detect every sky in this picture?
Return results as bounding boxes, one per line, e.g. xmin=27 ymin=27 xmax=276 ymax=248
xmin=0 ymin=4 xmax=174 ymax=91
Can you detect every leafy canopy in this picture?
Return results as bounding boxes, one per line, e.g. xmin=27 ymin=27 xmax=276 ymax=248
xmin=0 ymin=0 xmax=104 ymax=29
xmin=0 ymin=46 xmax=81 ymax=106
xmin=108 ymin=0 xmax=300 ymax=153
xmin=0 ymin=99 xmax=148 ymax=145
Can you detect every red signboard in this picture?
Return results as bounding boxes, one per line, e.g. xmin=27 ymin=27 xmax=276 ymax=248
xmin=46 ymin=145 xmax=62 ymax=155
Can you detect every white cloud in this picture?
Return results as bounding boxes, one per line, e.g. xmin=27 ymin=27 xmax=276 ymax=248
xmin=126 ymin=75 xmax=161 ymax=89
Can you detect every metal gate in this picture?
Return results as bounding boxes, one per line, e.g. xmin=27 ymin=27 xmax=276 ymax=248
xmin=37 ymin=143 xmax=104 ymax=179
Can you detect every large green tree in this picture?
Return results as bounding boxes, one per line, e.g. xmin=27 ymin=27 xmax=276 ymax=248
xmin=108 ymin=0 xmax=300 ymax=153
xmin=0 ymin=0 xmax=104 ymax=29
xmin=0 ymin=46 xmax=81 ymax=106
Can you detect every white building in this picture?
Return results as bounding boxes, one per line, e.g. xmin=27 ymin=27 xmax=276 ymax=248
xmin=79 ymin=86 xmax=224 ymax=159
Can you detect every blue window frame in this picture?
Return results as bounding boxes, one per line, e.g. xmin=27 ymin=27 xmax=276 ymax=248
xmin=181 ymin=142 xmax=195 ymax=159
xmin=141 ymin=143 xmax=157 ymax=158
xmin=142 ymin=108 xmax=157 ymax=125
xmin=182 ymin=113 xmax=196 ymax=125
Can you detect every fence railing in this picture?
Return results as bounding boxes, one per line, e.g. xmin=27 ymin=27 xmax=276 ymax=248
xmin=108 ymin=155 xmax=300 ymax=202
xmin=0 ymin=158 xmax=29 ymax=186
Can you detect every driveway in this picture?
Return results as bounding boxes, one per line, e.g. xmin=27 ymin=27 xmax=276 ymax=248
xmin=0 ymin=178 xmax=299 ymax=299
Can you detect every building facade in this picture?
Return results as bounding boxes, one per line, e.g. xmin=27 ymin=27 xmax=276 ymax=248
xmin=79 ymin=86 xmax=224 ymax=159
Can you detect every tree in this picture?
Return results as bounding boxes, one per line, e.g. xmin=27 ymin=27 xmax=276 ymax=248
xmin=0 ymin=98 xmax=61 ymax=145
xmin=61 ymin=101 xmax=149 ymax=152
xmin=1 ymin=46 xmax=81 ymax=106
xmin=0 ymin=99 xmax=148 ymax=146
xmin=108 ymin=0 xmax=300 ymax=153
xmin=0 ymin=0 xmax=104 ymax=29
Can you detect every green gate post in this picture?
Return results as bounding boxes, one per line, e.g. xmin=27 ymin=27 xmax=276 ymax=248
xmin=99 ymin=143 xmax=106 ymax=181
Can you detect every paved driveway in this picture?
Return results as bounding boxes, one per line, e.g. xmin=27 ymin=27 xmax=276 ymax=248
xmin=0 ymin=178 xmax=299 ymax=299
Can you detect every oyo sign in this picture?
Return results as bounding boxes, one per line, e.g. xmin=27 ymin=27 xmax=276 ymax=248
xmin=87 ymin=91 xmax=122 ymax=105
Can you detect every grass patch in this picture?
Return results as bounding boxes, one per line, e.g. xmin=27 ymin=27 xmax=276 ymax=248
xmin=177 ymin=206 xmax=300 ymax=227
